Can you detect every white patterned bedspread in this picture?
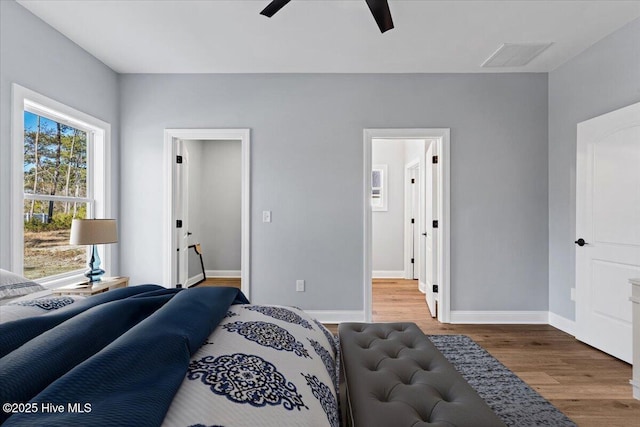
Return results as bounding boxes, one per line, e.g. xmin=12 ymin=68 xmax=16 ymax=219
xmin=0 ymin=293 xmax=86 ymax=324
xmin=162 ymin=304 xmax=339 ymax=427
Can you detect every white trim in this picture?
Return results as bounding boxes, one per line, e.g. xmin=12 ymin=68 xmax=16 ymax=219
xmin=449 ymin=310 xmax=549 ymax=324
xmin=364 ymin=128 xmax=451 ymax=323
xmin=206 ymin=270 xmax=241 ymax=278
xmin=548 ymin=312 xmax=577 ymax=336
xmin=372 ymin=270 xmax=405 ymax=279
xmin=163 ymin=129 xmax=250 ymax=299
xmin=418 ymin=281 xmax=426 ymax=293
xmin=35 ymin=269 xmax=85 ymax=289
xmin=11 ymin=84 xmax=113 ymax=280
xmin=185 ymin=273 xmax=205 ymax=288
xmin=22 ymin=194 xmax=93 ymax=203
xmin=631 ymin=379 xmax=640 ymax=400
xmin=305 ymin=310 xmax=365 ymax=324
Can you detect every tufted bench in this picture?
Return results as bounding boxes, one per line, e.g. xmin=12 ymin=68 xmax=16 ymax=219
xmin=338 ymin=322 xmax=506 ymax=427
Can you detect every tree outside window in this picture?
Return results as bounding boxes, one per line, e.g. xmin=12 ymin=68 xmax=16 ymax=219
xmin=23 ymin=111 xmax=91 ymax=279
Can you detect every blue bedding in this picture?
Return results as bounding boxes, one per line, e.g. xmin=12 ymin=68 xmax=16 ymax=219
xmin=0 ymin=284 xmax=165 ymax=358
xmin=0 ymin=286 xmax=248 ymax=426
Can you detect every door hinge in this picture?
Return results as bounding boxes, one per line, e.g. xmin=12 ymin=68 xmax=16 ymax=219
xmin=411 ymin=178 xmax=415 ymax=184
xmin=176 ymin=219 xmax=183 ymax=228
xmin=411 ymin=218 xmax=415 ymax=224
xmin=176 ymin=155 xmax=183 ymax=164
xmin=432 ymin=155 xmax=438 ymax=164
xmin=176 ymin=284 xmax=183 ymax=289
xmin=433 ymin=220 xmax=438 ymax=228
xmin=411 ymin=258 xmax=414 ymax=264
xmin=433 ymin=284 xmax=438 ymax=293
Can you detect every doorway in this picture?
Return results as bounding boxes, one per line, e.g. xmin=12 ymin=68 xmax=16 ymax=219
xmin=163 ymin=129 xmax=251 ymax=299
xmin=364 ymin=129 xmax=450 ymax=323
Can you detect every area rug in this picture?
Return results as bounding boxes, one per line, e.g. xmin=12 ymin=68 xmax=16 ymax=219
xmin=428 ymin=335 xmax=576 ymax=427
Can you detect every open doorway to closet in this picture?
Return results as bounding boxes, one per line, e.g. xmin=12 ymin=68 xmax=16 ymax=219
xmin=364 ymin=129 xmax=450 ymax=323
xmin=163 ymin=129 xmax=250 ymax=299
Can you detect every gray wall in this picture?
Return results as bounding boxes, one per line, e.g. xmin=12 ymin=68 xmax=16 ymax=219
xmin=548 ymin=18 xmax=640 ymax=321
xmin=184 ymin=139 xmax=241 ymax=278
xmin=372 ymin=140 xmax=405 ymax=272
xmin=0 ymin=1 xmax=119 ymax=272
xmin=200 ymin=140 xmax=241 ymax=271
xmin=404 ymin=139 xmax=425 ymax=166
xmin=119 ymin=73 xmax=548 ymax=312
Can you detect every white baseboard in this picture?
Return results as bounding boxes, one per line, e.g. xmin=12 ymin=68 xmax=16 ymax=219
xmin=449 ymin=310 xmax=549 ymax=324
xmin=630 ymin=380 xmax=640 ymax=400
xmin=305 ymin=310 xmax=365 ymax=324
xmin=418 ymin=281 xmax=426 ymax=293
xmin=206 ymin=270 xmax=241 ymax=278
xmin=372 ymin=270 xmax=405 ymax=279
xmin=185 ymin=273 xmax=204 ymax=288
xmin=548 ymin=312 xmax=576 ymax=336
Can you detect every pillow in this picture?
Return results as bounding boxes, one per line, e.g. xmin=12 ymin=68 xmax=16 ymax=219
xmin=0 ymin=269 xmax=46 ymax=302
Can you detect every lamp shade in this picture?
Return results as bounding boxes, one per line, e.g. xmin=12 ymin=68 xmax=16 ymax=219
xmin=70 ymin=219 xmax=118 ymax=245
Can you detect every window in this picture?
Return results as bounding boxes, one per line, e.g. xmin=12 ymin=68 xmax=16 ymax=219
xmin=23 ymin=111 xmax=90 ymax=280
xmin=371 ymin=164 xmax=388 ymax=211
xmin=12 ymin=85 xmax=111 ymax=286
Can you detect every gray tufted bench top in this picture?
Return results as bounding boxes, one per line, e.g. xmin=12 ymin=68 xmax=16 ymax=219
xmin=339 ymin=322 xmax=506 ymax=427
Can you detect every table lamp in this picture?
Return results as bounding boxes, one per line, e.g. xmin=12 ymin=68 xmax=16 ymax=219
xmin=70 ymin=219 xmax=118 ymax=283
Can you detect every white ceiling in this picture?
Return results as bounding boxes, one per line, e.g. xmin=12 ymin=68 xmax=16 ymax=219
xmin=16 ymin=0 xmax=640 ymax=74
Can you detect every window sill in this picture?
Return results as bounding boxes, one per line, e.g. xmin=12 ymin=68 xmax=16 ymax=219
xmin=36 ymin=270 xmax=88 ymax=289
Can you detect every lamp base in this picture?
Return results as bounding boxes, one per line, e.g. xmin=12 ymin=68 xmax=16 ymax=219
xmin=85 ymin=245 xmax=105 ymax=283
xmin=85 ymin=269 xmax=105 ymax=283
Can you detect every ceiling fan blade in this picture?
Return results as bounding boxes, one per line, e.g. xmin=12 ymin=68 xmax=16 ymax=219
xmin=365 ymin=0 xmax=394 ymax=33
xmin=260 ymin=0 xmax=292 ymax=18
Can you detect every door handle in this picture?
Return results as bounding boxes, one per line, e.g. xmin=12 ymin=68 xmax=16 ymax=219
xmin=422 ymin=233 xmax=427 ymax=236
xmin=574 ymin=238 xmax=588 ymax=247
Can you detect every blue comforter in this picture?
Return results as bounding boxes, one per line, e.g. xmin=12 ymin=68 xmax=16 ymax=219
xmin=0 ymin=286 xmax=248 ymax=426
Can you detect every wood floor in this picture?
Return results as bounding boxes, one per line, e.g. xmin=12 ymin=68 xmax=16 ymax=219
xmin=196 ymin=277 xmax=639 ymax=425
xmin=194 ymin=277 xmax=241 ymax=288
xmin=364 ymin=279 xmax=640 ymax=427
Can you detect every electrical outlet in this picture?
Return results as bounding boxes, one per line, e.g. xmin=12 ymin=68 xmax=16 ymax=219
xmin=296 ymin=280 xmax=305 ymax=292
xmin=262 ymin=210 xmax=271 ymax=223
xmin=570 ymin=287 xmax=576 ymax=302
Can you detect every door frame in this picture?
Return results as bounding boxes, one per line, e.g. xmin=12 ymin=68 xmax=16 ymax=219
xmin=364 ymin=128 xmax=450 ymax=322
xmin=163 ymin=128 xmax=251 ymax=299
xmin=404 ymin=159 xmax=421 ymax=282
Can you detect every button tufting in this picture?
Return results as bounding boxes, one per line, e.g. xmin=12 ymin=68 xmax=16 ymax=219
xmin=339 ymin=322 xmax=506 ymax=427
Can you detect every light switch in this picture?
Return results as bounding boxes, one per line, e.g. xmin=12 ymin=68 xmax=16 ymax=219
xmin=262 ymin=211 xmax=271 ymax=223
xmin=296 ymin=280 xmax=305 ymax=292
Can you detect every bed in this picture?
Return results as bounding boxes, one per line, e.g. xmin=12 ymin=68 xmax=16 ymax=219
xmin=0 ymin=283 xmax=339 ymax=427
xmin=0 ymin=269 xmax=87 ymax=324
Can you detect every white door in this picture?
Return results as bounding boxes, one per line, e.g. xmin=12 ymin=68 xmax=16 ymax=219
xmin=576 ymin=101 xmax=640 ymax=363
xmin=424 ymin=142 xmax=438 ymax=317
xmin=410 ymin=168 xmax=420 ymax=279
xmin=175 ymin=139 xmax=190 ymax=287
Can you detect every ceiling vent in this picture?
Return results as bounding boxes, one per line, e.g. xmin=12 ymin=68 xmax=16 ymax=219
xmin=481 ymin=43 xmax=553 ymax=68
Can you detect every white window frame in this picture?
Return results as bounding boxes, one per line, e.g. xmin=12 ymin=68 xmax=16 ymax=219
xmin=11 ymin=84 xmax=112 ymax=288
xmin=371 ymin=164 xmax=388 ymax=212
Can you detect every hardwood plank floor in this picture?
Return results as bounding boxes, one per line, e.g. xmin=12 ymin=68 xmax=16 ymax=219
xmin=334 ymin=279 xmax=640 ymax=427
xmin=195 ymin=276 xmax=639 ymax=425
xmin=194 ymin=277 xmax=241 ymax=288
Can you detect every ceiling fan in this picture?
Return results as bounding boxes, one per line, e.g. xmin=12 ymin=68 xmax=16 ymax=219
xmin=260 ymin=0 xmax=394 ymax=33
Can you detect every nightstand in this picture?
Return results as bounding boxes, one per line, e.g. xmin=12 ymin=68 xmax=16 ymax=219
xmin=52 ymin=276 xmax=129 ymax=296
